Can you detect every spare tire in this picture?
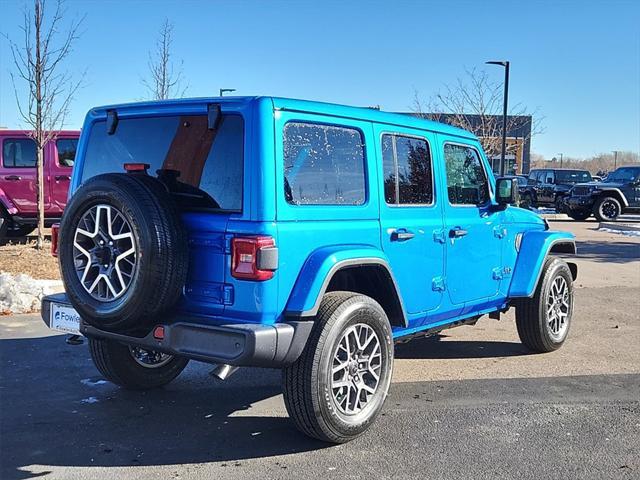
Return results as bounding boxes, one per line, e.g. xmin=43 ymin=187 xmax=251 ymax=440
xmin=58 ymin=173 xmax=188 ymax=332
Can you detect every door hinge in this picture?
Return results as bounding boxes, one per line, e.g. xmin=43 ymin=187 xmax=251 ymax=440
xmin=493 ymin=226 xmax=507 ymax=239
xmin=433 ymin=229 xmax=446 ymax=244
xmin=492 ymin=266 xmax=513 ymax=280
xmin=432 ymin=276 xmax=446 ymax=292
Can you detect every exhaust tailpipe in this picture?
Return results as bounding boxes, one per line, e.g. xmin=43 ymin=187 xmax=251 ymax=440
xmin=210 ymin=364 xmax=239 ymax=380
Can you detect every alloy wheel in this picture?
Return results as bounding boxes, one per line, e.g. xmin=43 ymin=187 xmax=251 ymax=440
xmin=546 ymin=276 xmax=570 ymax=341
xmin=73 ymin=204 xmax=137 ymax=301
xmin=331 ymin=323 xmax=382 ymax=415
xmin=129 ymin=346 xmax=174 ymax=369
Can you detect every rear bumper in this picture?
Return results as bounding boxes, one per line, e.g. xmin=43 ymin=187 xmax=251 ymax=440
xmin=41 ymin=293 xmax=313 ymax=368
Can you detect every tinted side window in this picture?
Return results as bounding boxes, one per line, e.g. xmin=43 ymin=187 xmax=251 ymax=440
xmin=56 ymin=138 xmax=78 ymax=167
xmin=444 ymin=143 xmax=490 ymax=205
xmin=283 ymin=122 xmax=365 ymax=205
xmin=382 ymin=134 xmax=433 ymax=205
xmin=2 ymin=138 xmax=37 ymax=168
xmin=528 ymin=171 xmax=538 ymax=185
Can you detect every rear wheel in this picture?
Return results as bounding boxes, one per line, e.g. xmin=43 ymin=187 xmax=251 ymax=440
xmin=89 ymin=337 xmax=189 ymax=389
xmin=282 ymin=292 xmax=394 ymax=443
xmin=593 ymin=196 xmax=621 ymax=222
xmin=520 ymin=193 xmax=534 ymax=210
xmin=515 ymin=257 xmax=574 ymax=353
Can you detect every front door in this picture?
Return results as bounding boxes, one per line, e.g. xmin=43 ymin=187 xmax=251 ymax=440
xmin=377 ymin=127 xmax=444 ymax=316
xmin=440 ymin=141 xmax=502 ymax=305
xmin=0 ymin=136 xmax=50 ymax=215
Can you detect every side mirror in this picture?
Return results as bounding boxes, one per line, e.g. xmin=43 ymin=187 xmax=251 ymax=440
xmin=495 ymin=177 xmax=519 ymax=206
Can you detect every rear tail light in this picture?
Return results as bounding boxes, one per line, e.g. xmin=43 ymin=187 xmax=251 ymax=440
xmin=51 ymin=223 xmax=60 ymax=257
xmin=231 ymin=236 xmax=277 ymax=281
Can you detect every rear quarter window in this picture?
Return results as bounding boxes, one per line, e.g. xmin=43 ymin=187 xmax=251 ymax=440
xmin=283 ymin=122 xmax=366 ymax=205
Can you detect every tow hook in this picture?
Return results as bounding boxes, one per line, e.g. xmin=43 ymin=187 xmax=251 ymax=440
xmin=66 ymin=334 xmax=84 ymax=345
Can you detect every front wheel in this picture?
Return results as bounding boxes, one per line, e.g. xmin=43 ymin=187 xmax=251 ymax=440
xmin=282 ymin=292 xmax=394 ymax=443
xmin=89 ymin=338 xmax=189 ymax=389
xmin=515 ymin=257 xmax=574 ymax=353
xmin=594 ymin=196 xmax=621 ymax=221
xmin=568 ymin=210 xmax=590 ymax=221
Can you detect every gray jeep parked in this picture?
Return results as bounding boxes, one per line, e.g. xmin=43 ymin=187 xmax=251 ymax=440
xmin=566 ymin=166 xmax=640 ymax=221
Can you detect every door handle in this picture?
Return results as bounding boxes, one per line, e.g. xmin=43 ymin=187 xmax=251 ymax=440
xmin=391 ymin=228 xmax=415 ymax=241
xmin=449 ymin=228 xmax=468 ymax=239
xmin=55 ymin=175 xmax=71 ymax=181
xmin=4 ymin=175 xmax=21 ymax=181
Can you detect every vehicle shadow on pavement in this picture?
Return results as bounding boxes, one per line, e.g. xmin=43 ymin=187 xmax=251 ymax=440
xmin=0 ymin=335 xmax=329 ymax=479
xmin=575 ymin=239 xmax=640 ymax=264
xmin=394 ymin=334 xmax=532 ymax=359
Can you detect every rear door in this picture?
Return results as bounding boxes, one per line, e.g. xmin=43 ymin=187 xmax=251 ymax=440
xmin=376 ymin=126 xmax=444 ymax=317
xmin=0 ymin=135 xmax=50 ymax=214
xmin=49 ymin=137 xmax=77 ymax=214
xmin=539 ymin=170 xmax=556 ymax=204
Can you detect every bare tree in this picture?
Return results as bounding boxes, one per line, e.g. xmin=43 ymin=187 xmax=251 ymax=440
xmin=143 ymin=19 xmax=186 ymax=100
xmin=6 ymin=0 xmax=84 ymax=249
xmin=530 ymin=151 xmax=639 ymax=175
xmin=412 ymin=69 xmax=543 ymax=163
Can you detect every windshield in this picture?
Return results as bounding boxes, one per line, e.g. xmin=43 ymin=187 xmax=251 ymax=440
xmin=555 ymin=170 xmax=592 ymax=184
xmin=515 ymin=176 xmax=527 ymax=186
xmin=606 ymin=167 xmax=640 ymax=183
xmin=82 ymin=114 xmax=244 ymax=211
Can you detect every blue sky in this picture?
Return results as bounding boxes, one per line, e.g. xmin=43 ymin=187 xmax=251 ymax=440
xmin=1 ymin=0 xmax=638 ymax=159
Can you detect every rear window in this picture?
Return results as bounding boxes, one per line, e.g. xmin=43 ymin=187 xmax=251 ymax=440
xmin=2 ymin=138 xmax=36 ymax=168
xmin=555 ymin=170 xmax=591 ymax=183
xmin=82 ymin=114 xmax=244 ymax=211
xmin=56 ymin=138 xmax=78 ymax=167
xmin=283 ymin=122 xmax=366 ymax=205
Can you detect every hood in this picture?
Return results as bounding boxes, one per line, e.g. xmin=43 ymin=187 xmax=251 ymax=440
xmin=574 ymin=181 xmax=625 ymax=188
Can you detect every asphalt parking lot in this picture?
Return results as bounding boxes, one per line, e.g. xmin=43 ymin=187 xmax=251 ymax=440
xmin=1 ymin=217 xmax=639 ymax=480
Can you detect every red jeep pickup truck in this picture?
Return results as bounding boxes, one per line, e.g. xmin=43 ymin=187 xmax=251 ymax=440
xmin=0 ymin=130 xmax=80 ymax=240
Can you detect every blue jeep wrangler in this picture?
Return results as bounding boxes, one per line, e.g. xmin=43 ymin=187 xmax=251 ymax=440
xmin=42 ymin=97 xmax=577 ymax=443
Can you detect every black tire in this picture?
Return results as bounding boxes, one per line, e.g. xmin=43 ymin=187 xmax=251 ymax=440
xmin=58 ymin=173 xmax=188 ymax=332
xmin=89 ymin=337 xmax=188 ymax=389
xmin=593 ymin=196 xmax=622 ymax=222
xmin=282 ymin=291 xmax=394 ymax=443
xmin=0 ymin=209 xmax=9 ymax=240
xmin=515 ymin=257 xmax=574 ymax=353
xmin=520 ymin=193 xmax=534 ymax=210
xmin=554 ymin=196 xmax=565 ymax=214
xmin=5 ymin=225 xmax=34 ymax=238
xmin=568 ymin=210 xmax=590 ymax=221
xmin=0 ymin=209 xmax=33 ymax=239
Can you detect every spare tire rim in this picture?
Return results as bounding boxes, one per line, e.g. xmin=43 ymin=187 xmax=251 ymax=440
xmin=331 ymin=323 xmax=382 ymax=415
xmin=129 ymin=346 xmax=174 ymax=368
xmin=546 ymin=276 xmax=570 ymax=341
xmin=73 ymin=204 xmax=137 ymax=301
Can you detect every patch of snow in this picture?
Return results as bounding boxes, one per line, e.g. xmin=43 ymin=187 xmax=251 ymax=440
xmin=0 ymin=272 xmax=63 ymax=314
xmin=81 ymin=378 xmax=108 ymax=387
xmin=598 ymin=227 xmax=640 ymax=237
xmin=80 ymin=396 xmax=99 ymax=404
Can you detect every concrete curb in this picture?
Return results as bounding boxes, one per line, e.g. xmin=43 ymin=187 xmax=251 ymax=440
xmin=599 ymin=222 xmax=640 ymax=232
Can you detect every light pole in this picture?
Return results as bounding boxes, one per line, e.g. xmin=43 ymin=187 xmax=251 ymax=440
xmin=219 ymin=88 xmax=236 ymax=97
xmin=612 ymin=150 xmax=619 ymax=169
xmin=557 ymin=153 xmax=563 ymax=168
xmin=486 ymin=60 xmax=510 ymax=176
